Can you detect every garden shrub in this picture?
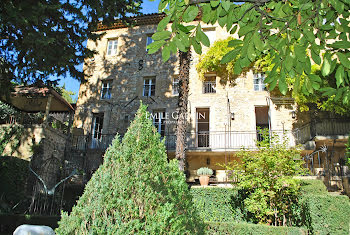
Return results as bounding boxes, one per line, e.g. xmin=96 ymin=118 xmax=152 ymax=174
xmin=191 ymin=187 xmax=252 ymax=223
xmin=300 ymin=194 xmax=350 ymax=235
xmin=299 ymin=179 xmax=328 ymax=195
xmin=225 ymin=132 xmax=306 ymax=225
xmin=206 ymin=222 xmax=307 ymax=235
xmin=56 ymin=104 xmax=204 ymax=234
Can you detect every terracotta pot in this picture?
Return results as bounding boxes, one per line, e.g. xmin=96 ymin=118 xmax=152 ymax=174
xmin=199 ymin=175 xmax=210 ymax=186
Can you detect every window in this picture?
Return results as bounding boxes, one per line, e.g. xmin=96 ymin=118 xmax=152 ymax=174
xmin=153 ymin=111 xmax=166 ymax=137
xmin=253 ymin=73 xmax=266 ymax=91
xmin=91 ymin=113 xmax=104 ymax=149
xmin=146 ymin=35 xmax=154 ymax=51
xmin=143 ymin=77 xmax=156 ymax=96
xmin=172 ymin=76 xmax=179 ymax=95
xmin=101 ymin=80 xmax=112 ymax=99
xmin=107 ymin=39 xmax=118 ymax=56
xmin=203 ymin=28 xmax=216 ymax=45
xmin=203 ymin=76 xmax=216 ymax=94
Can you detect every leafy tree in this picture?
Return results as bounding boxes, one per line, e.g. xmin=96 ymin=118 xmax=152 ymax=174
xmin=149 ymin=0 xmax=350 ymax=105
xmin=55 ymin=84 xmax=76 ymax=104
xmin=56 ymin=104 xmax=204 ymax=234
xmin=0 ymin=0 xmax=142 ymax=88
xmin=225 ymin=132 xmax=306 ymax=226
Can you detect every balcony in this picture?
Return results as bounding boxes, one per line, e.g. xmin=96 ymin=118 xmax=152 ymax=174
xmin=70 ymin=118 xmax=350 ymax=152
xmin=165 ymin=130 xmax=296 ymax=151
xmin=71 ymin=134 xmax=115 ymax=151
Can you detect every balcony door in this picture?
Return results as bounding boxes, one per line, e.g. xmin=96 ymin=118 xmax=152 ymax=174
xmin=255 ymin=106 xmax=269 ymax=141
xmin=196 ymin=108 xmax=210 ymax=147
xmin=91 ymin=113 xmax=104 ymax=149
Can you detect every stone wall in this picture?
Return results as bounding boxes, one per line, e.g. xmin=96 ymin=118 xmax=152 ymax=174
xmin=73 ymin=21 xmax=298 ymax=140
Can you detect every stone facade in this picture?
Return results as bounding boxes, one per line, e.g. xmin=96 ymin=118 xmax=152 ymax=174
xmin=73 ymin=15 xmax=350 ymax=182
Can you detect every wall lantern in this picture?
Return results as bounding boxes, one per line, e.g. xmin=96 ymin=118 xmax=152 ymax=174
xmin=206 ymin=158 xmax=210 ymax=165
xmin=231 ymin=112 xmax=235 ymax=120
xmin=291 ymin=110 xmax=296 ymax=119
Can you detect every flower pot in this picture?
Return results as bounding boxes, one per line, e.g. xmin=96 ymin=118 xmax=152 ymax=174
xmin=199 ymin=175 xmax=210 ymax=186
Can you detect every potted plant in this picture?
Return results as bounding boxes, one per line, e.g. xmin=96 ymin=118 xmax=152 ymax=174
xmin=197 ymin=167 xmax=213 ymax=186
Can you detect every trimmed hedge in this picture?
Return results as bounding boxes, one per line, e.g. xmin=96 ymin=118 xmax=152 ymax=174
xmin=191 ymin=187 xmax=239 ymax=222
xmin=191 ymin=180 xmax=350 ymax=235
xmin=206 ymin=222 xmax=307 ymax=235
xmin=299 ymin=179 xmax=328 ymax=195
xmin=300 ymin=194 xmax=350 ymax=235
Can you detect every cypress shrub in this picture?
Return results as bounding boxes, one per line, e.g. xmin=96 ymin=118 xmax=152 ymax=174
xmin=56 ymin=104 xmax=204 ymax=234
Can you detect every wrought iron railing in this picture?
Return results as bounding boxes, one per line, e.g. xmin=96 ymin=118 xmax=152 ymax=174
xmin=70 ymin=119 xmax=350 ymax=152
xmin=203 ymin=81 xmax=216 ymax=93
xmin=71 ymin=134 xmax=115 ymax=150
xmin=165 ymin=130 xmax=296 ymax=151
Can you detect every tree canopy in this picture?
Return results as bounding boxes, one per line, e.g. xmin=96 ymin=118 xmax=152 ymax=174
xmin=0 ymin=0 xmax=142 ymax=88
xmin=148 ymin=0 xmax=350 ymax=105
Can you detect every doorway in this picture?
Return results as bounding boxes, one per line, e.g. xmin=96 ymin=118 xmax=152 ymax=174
xmin=196 ymin=108 xmax=210 ymax=147
xmin=255 ymin=106 xmax=269 ymax=141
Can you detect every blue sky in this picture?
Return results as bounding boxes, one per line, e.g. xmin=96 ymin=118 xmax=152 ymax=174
xmin=58 ymin=0 xmax=160 ymax=101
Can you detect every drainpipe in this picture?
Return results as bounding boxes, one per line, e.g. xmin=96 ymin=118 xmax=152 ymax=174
xmin=266 ymin=97 xmax=272 ymax=144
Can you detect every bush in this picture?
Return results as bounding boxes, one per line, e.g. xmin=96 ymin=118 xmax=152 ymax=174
xmin=56 ymin=104 xmax=204 ymax=234
xmin=191 ymin=187 xmax=235 ymax=222
xmin=206 ymin=222 xmax=307 ymax=235
xmin=225 ymin=132 xmax=306 ymax=225
xmin=300 ymin=194 xmax=350 ymax=235
xmin=299 ymin=179 xmax=328 ymax=195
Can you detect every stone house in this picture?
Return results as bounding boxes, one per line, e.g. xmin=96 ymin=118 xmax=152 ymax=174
xmin=72 ymin=13 xmax=350 ymax=184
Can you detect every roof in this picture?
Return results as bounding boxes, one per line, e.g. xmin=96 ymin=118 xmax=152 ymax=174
xmin=96 ymin=13 xmax=166 ymax=31
xmin=95 ymin=12 xmax=202 ymax=31
xmin=10 ymin=85 xmax=74 ymax=112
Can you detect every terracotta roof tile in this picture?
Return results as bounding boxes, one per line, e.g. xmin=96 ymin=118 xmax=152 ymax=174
xmin=96 ymin=13 xmax=166 ymax=31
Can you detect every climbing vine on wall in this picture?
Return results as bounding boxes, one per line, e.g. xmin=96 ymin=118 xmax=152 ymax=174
xmin=0 ymin=125 xmax=24 ymax=155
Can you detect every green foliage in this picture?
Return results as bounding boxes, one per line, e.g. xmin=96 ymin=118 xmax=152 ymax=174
xmin=191 ymin=180 xmax=348 ymax=234
xmin=0 ymin=125 xmax=24 ymax=155
xmin=197 ymin=167 xmax=213 ymax=176
xmin=0 ymin=156 xmax=29 ymax=213
xmin=152 ymin=0 xmax=350 ymax=105
xmin=206 ymin=222 xmax=307 ymax=235
xmin=1 ymin=0 xmax=142 ymax=88
xmin=225 ymin=133 xmax=305 ymax=225
xmin=191 ymin=187 xmax=236 ymax=222
xmin=54 ymin=84 xmax=76 ymax=104
xmin=299 ymin=179 xmax=328 ymax=196
xmin=196 ymin=37 xmax=245 ymax=82
xmin=56 ymin=104 xmax=204 ymax=234
xmin=295 ymin=179 xmax=350 ymax=234
xmin=0 ymin=100 xmax=17 ymax=121
xmin=299 ymin=194 xmax=350 ymax=235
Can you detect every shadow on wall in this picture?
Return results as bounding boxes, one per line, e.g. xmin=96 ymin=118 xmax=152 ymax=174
xmin=73 ymin=24 xmax=178 ymax=138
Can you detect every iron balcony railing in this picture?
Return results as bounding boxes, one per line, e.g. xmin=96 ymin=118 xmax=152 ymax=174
xmin=165 ymin=130 xmax=296 ymax=151
xmin=70 ymin=119 xmax=350 ymax=151
xmin=71 ymin=134 xmax=115 ymax=150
